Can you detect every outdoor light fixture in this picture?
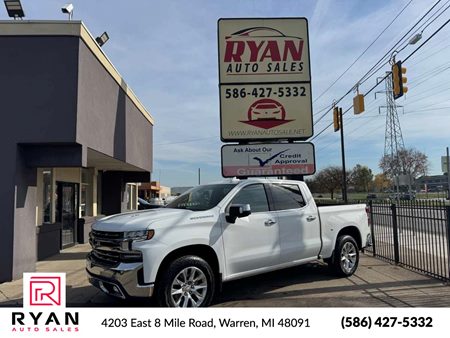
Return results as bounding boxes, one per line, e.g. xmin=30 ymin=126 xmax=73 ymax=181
xmin=96 ymin=32 xmax=109 ymax=47
xmin=3 ymin=0 xmax=25 ymax=19
xmin=61 ymin=3 xmax=74 ymax=20
xmin=408 ymin=32 xmax=422 ymax=45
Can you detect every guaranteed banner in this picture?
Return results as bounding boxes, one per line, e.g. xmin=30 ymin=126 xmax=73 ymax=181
xmin=221 ymin=142 xmax=315 ymax=177
xmin=218 ymin=18 xmax=313 ymax=141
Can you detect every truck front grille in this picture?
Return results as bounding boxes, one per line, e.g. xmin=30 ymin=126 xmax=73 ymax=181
xmin=91 ymin=229 xmax=124 ymax=241
xmin=91 ymin=249 xmax=143 ymax=267
xmin=90 ymin=230 xmax=142 ymax=267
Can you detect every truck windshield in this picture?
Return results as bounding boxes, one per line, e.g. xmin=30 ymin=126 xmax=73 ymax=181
xmin=166 ymin=184 xmax=237 ymax=211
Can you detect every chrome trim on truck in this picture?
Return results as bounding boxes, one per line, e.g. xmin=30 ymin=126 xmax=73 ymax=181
xmin=86 ymin=253 xmax=153 ymax=298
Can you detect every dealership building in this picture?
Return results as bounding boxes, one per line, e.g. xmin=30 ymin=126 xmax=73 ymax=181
xmin=0 ymin=21 xmax=154 ymax=283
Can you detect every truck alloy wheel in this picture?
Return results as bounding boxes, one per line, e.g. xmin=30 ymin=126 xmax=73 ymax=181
xmin=170 ymin=267 xmax=208 ymax=307
xmin=331 ymin=235 xmax=359 ymax=277
xmin=156 ymin=255 xmax=215 ymax=307
xmin=340 ymin=241 xmax=357 ymax=274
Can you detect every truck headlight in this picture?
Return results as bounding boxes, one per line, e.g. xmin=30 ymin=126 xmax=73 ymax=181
xmin=123 ymin=229 xmax=155 ymax=241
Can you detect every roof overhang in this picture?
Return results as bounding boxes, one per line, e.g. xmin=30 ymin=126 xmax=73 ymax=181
xmin=0 ymin=20 xmax=154 ymax=126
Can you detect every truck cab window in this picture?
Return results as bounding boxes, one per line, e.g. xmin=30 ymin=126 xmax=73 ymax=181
xmin=270 ymin=184 xmax=306 ymax=210
xmin=230 ymin=184 xmax=269 ymax=213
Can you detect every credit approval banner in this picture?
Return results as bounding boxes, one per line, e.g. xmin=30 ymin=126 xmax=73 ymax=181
xmin=221 ymin=142 xmax=315 ymax=177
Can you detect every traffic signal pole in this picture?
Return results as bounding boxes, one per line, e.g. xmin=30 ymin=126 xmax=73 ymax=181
xmin=333 ymin=105 xmax=348 ymax=203
xmin=339 ymin=107 xmax=348 ymax=203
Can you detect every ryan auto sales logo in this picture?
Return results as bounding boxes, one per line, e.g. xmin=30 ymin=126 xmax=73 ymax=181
xmin=10 ymin=273 xmax=79 ymax=333
xmin=25 ymin=274 xmax=64 ymax=306
xmin=241 ymin=98 xmax=293 ymax=129
xmin=223 ymin=27 xmax=305 ymax=76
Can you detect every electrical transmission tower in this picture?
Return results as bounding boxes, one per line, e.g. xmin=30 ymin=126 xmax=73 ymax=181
xmin=377 ymin=71 xmax=408 ymax=196
xmin=384 ymin=72 xmax=405 ymax=170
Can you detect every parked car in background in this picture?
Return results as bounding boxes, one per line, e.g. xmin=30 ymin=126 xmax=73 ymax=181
xmin=138 ymin=197 xmax=163 ymax=210
xmin=389 ymin=192 xmax=416 ymax=201
xmin=148 ymin=198 xmax=165 ymax=206
xmin=367 ymin=193 xmax=377 ymax=199
xmin=87 ymin=178 xmax=371 ymax=307
xmin=163 ymin=196 xmax=177 ymax=205
xmin=400 ymin=192 xmax=416 ymax=200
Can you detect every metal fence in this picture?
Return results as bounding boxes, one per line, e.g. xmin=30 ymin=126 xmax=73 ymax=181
xmin=366 ymin=200 xmax=450 ymax=282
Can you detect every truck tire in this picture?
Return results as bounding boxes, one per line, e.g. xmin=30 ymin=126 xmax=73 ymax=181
xmin=156 ymin=255 xmax=215 ymax=307
xmin=330 ymin=235 xmax=359 ymax=277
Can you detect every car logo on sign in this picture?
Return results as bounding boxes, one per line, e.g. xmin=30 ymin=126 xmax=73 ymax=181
xmin=240 ymin=98 xmax=294 ymax=129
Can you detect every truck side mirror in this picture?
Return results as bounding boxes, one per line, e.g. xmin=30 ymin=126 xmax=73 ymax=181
xmin=226 ymin=204 xmax=251 ymax=224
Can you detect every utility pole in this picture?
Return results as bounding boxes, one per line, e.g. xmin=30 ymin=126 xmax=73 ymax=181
xmin=339 ymin=107 xmax=348 ymax=203
xmin=333 ymin=105 xmax=348 ymax=203
xmin=198 ymin=168 xmax=201 ymax=185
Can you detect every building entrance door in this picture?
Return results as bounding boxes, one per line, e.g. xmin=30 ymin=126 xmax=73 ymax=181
xmin=56 ymin=182 xmax=78 ymax=248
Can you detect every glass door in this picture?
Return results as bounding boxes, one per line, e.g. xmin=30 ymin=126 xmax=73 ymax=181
xmin=56 ymin=182 xmax=78 ymax=248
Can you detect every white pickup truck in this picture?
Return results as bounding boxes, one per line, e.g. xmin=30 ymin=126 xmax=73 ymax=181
xmin=86 ymin=178 xmax=371 ymax=307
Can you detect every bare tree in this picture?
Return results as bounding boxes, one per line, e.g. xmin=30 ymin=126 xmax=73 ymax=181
xmin=379 ymin=148 xmax=429 ymax=179
xmin=313 ymin=166 xmax=350 ymax=199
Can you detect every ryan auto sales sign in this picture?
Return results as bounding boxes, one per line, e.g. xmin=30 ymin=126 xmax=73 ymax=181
xmin=221 ymin=143 xmax=315 ymax=177
xmin=218 ymin=18 xmax=312 ymax=141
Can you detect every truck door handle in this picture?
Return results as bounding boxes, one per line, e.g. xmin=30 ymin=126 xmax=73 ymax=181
xmin=306 ymin=215 xmax=316 ymax=222
xmin=264 ymin=219 xmax=277 ymax=226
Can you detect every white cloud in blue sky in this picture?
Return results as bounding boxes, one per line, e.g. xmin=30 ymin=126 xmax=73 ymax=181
xmin=9 ymin=0 xmax=450 ymax=186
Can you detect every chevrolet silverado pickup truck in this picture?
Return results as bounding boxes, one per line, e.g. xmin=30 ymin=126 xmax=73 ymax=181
xmin=86 ymin=178 xmax=371 ymax=307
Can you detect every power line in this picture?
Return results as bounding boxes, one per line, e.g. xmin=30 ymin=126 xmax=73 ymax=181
xmin=312 ymin=0 xmax=445 ymax=127
xmin=312 ymin=0 xmax=414 ymax=105
xmin=418 ymin=0 xmax=450 ymax=33
xmin=311 ymin=16 xmax=450 ymax=143
xmin=357 ymin=0 xmax=445 ymax=85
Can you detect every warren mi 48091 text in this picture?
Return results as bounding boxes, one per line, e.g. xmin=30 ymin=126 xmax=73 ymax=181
xmin=101 ymin=317 xmax=311 ymax=329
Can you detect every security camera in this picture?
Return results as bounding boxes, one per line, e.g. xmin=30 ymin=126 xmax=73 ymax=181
xmin=61 ymin=3 xmax=73 ymax=14
xmin=61 ymin=3 xmax=73 ymax=20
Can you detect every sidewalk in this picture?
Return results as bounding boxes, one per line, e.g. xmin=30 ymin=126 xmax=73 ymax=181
xmin=1 ymin=244 xmax=450 ymax=307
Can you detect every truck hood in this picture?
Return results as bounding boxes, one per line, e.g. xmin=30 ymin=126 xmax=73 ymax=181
xmin=92 ymin=208 xmax=193 ymax=232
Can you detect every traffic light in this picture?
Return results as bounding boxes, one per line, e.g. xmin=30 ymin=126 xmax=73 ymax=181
xmin=333 ymin=106 xmax=340 ymax=132
xmin=353 ymin=94 xmax=365 ymax=114
xmin=392 ymin=60 xmax=407 ymax=100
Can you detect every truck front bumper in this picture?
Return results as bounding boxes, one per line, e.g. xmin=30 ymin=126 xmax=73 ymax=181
xmin=86 ymin=253 xmax=154 ymax=299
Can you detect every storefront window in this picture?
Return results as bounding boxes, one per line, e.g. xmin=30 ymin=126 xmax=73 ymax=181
xmin=43 ymin=170 xmax=52 ymax=223
xmin=81 ymin=168 xmax=93 ymax=217
xmin=126 ymin=184 xmax=137 ymax=210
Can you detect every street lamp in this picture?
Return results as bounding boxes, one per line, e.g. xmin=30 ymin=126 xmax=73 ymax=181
xmin=95 ymin=32 xmax=109 ymax=47
xmin=408 ymin=33 xmax=422 ymax=45
xmin=3 ymin=0 xmax=25 ymax=19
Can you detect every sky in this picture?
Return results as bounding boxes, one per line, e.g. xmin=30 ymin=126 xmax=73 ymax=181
xmin=4 ymin=0 xmax=450 ymax=187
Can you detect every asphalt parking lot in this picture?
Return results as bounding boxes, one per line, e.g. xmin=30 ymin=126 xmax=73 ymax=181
xmin=1 ymin=244 xmax=450 ymax=307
